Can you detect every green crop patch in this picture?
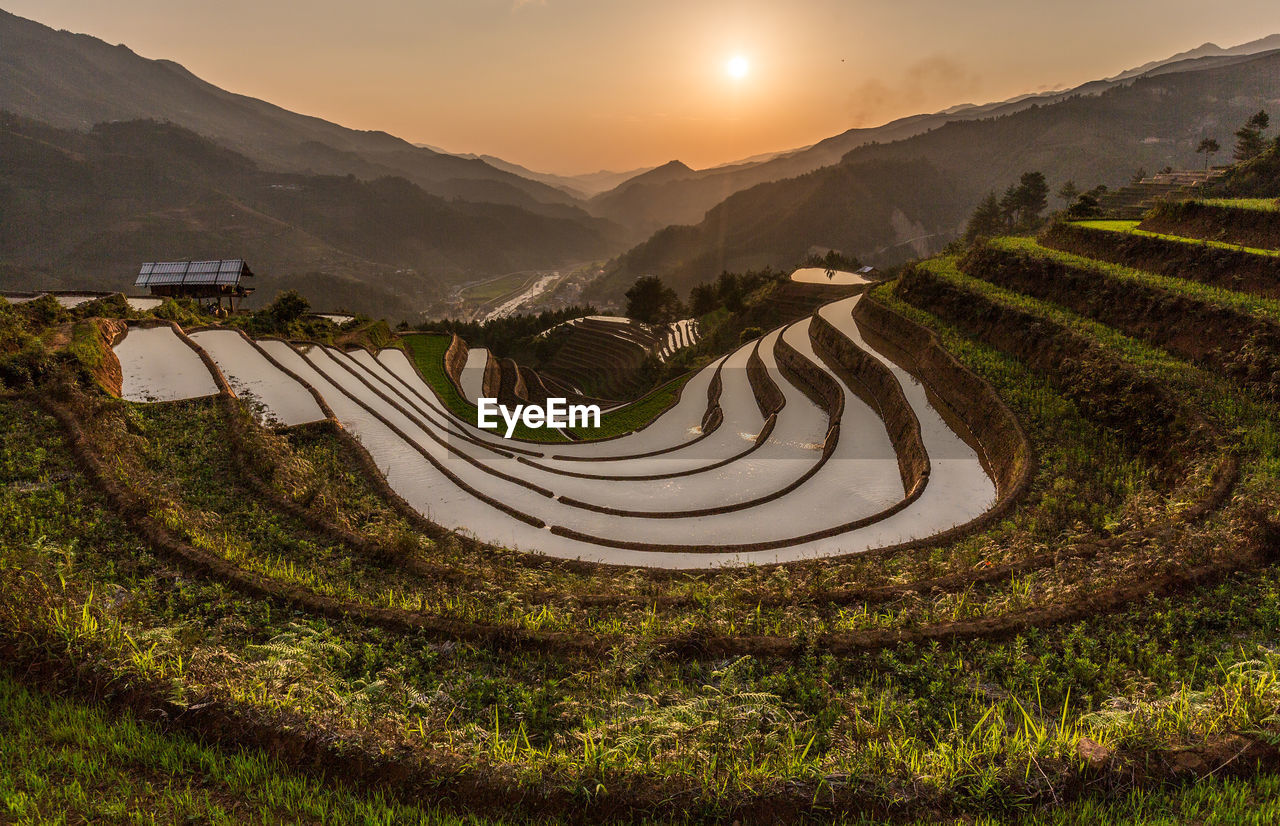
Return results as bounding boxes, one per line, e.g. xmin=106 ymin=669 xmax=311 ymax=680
xmin=398 ymin=332 xmax=566 ymax=442
xmin=573 ymin=372 xmax=692 ymax=439
xmin=996 ymin=236 xmax=1280 ymax=323
xmin=1195 ymin=197 xmax=1280 ymax=212
xmin=1071 ymin=220 xmax=1280 ymax=257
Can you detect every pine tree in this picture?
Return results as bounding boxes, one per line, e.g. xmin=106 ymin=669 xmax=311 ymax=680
xmin=1015 ymin=171 xmax=1048 ymax=227
xmin=1196 ymin=138 xmax=1221 ymax=170
xmin=964 ymin=192 xmax=1005 ymax=242
xmin=998 ymin=185 xmax=1020 ymax=230
xmin=1234 ymin=111 xmax=1270 ymax=162
xmin=625 ymin=276 xmax=682 ymax=324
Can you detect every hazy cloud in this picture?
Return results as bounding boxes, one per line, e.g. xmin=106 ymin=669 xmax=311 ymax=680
xmin=846 ymin=56 xmax=982 ymax=127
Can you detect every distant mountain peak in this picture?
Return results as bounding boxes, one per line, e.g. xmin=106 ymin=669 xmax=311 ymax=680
xmin=1106 ymin=34 xmax=1280 ymax=81
xmin=0 ymin=7 xmax=597 ymax=212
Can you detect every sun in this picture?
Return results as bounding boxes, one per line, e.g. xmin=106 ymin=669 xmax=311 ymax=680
xmin=726 ymin=55 xmax=750 ymax=80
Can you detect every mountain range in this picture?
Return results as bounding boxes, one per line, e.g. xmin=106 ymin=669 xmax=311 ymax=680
xmin=0 ymin=9 xmax=602 ymax=212
xmin=0 ymin=113 xmax=627 ymax=319
xmin=577 ymin=38 xmax=1280 ymax=239
xmin=3 ymin=5 xmax=1280 ymax=317
xmin=588 ymin=49 xmax=1280 ymax=302
xmin=0 ymin=7 xmax=630 ymax=318
xmin=414 ymin=147 xmax=657 ymax=200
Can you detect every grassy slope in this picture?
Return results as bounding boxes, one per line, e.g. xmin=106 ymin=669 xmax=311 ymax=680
xmin=1072 ymin=220 xmax=1280 ymax=257
xmin=994 ymin=236 xmax=1280 ymax=322
xmin=6 ymin=656 xmax=1279 ymax=826
xmin=0 ymin=675 xmax=497 ymax=826
xmin=1196 ymin=197 xmax=1279 ymax=212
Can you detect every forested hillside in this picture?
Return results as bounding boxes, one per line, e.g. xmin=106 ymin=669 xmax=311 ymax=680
xmin=0 ymin=114 xmax=626 ymax=319
xmin=592 ymin=50 xmax=1280 ymax=303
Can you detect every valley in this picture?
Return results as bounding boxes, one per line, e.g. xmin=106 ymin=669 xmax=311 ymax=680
xmin=5 ymin=4 xmax=1280 ymax=822
xmin=5 ymin=170 xmax=1280 ymax=818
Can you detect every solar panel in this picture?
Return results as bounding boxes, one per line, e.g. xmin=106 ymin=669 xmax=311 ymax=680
xmin=135 ymin=260 xmax=252 ymax=288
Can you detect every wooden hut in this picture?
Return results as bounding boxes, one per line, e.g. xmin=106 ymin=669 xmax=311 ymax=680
xmin=135 ymin=260 xmax=255 ymax=312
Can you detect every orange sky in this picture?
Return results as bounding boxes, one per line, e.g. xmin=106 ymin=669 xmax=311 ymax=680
xmin=9 ymin=0 xmax=1280 ymax=174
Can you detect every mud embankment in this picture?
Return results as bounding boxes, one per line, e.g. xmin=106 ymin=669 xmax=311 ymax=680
xmin=1140 ymin=200 xmax=1280 ymax=251
xmin=443 ymin=333 xmax=469 ymax=391
xmin=809 ymin=310 xmax=929 ymax=496
xmin=961 ymin=244 xmax=1280 ymax=403
xmin=854 ymin=296 xmax=1031 ymax=500
xmin=895 ymin=264 xmax=1212 ymax=485
xmin=1041 ymin=222 xmax=1280 ymax=298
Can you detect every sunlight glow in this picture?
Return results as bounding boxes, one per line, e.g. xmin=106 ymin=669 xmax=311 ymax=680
xmin=726 ymin=55 xmax=750 ymax=79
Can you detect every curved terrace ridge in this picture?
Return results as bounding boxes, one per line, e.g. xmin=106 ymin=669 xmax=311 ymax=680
xmin=110 ymin=293 xmax=1018 ymax=568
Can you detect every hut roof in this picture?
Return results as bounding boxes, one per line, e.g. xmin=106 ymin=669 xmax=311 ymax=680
xmin=135 ymin=260 xmax=253 ymax=289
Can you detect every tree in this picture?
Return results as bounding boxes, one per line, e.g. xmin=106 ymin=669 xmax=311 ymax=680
xmin=266 ymin=290 xmax=309 ymax=325
xmin=998 ymin=184 xmax=1021 ymax=229
xmin=624 ymin=276 xmax=682 ymax=324
xmin=996 ymin=172 xmax=1049 ymax=231
xmin=1016 ymin=172 xmax=1048 ymax=225
xmin=1057 ymin=181 xmax=1080 ymax=204
xmin=1234 ymin=110 xmax=1270 ymax=162
xmin=964 ymin=192 xmax=1005 ymax=242
xmin=689 ymin=283 xmax=719 ymax=316
xmin=1065 ymin=192 xmax=1103 ymax=220
xmin=716 ymin=271 xmax=745 ymax=312
xmin=1196 ymin=137 xmax=1221 ymax=170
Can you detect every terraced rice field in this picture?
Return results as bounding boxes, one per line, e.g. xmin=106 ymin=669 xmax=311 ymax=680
xmin=108 ymin=292 xmax=1001 ymax=567
xmin=656 ymin=318 xmax=700 ymax=361
xmin=543 ymin=314 xmax=702 ymax=396
xmin=1 ymin=290 xmax=118 ymax=307
xmin=125 ymin=295 xmax=163 ymax=311
xmin=8 ymin=197 xmax=1280 ymax=822
xmin=790 ymin=267 xmax=875 ymax=286
xmin=115 ymin=323 xmax=221 ymax=403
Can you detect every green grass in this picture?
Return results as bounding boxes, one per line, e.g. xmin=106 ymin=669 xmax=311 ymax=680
xmin=5 ymin=649 xmax=1280 ymax=826
xmin=948 ymin=774 xmax=1280 ymax=825
xmin=399 ymin=331 xmax=693 ymax=443
xmin=399 ymin=332 xmax=475 ymax=422
xmin=12 ymin=224 xmax=1280 ymax=822
xmin=1072 ymin=220 xmax=1280 ymax=257
xmin=871 ymin=283 xmax=1153 ymax=535
xmin=0 ymin=674 xmax=508 ymax=825
xmin=63 ymin=322 xmax=104 ymax=371
xmin=12 ymin=661 xmax=1280 ymax=826
xmin=571 ymin=372 xmax=692 ymax=439
xmin=4 ymin=372 xmax=1280 ymax=823
xmin=914 ymin=254 xmax=1280 ymax=504
xmin=397 ymin=332 xmax=564 ymax=442
xmin=994 ymin=236 xmax=1280 ymax=324
xmin=1195 ymin=197 xmax=1280 ymax=212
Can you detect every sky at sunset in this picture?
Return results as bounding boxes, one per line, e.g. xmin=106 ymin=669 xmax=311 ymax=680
xmin=8 ymin=0 xmax=1280 ymax=174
